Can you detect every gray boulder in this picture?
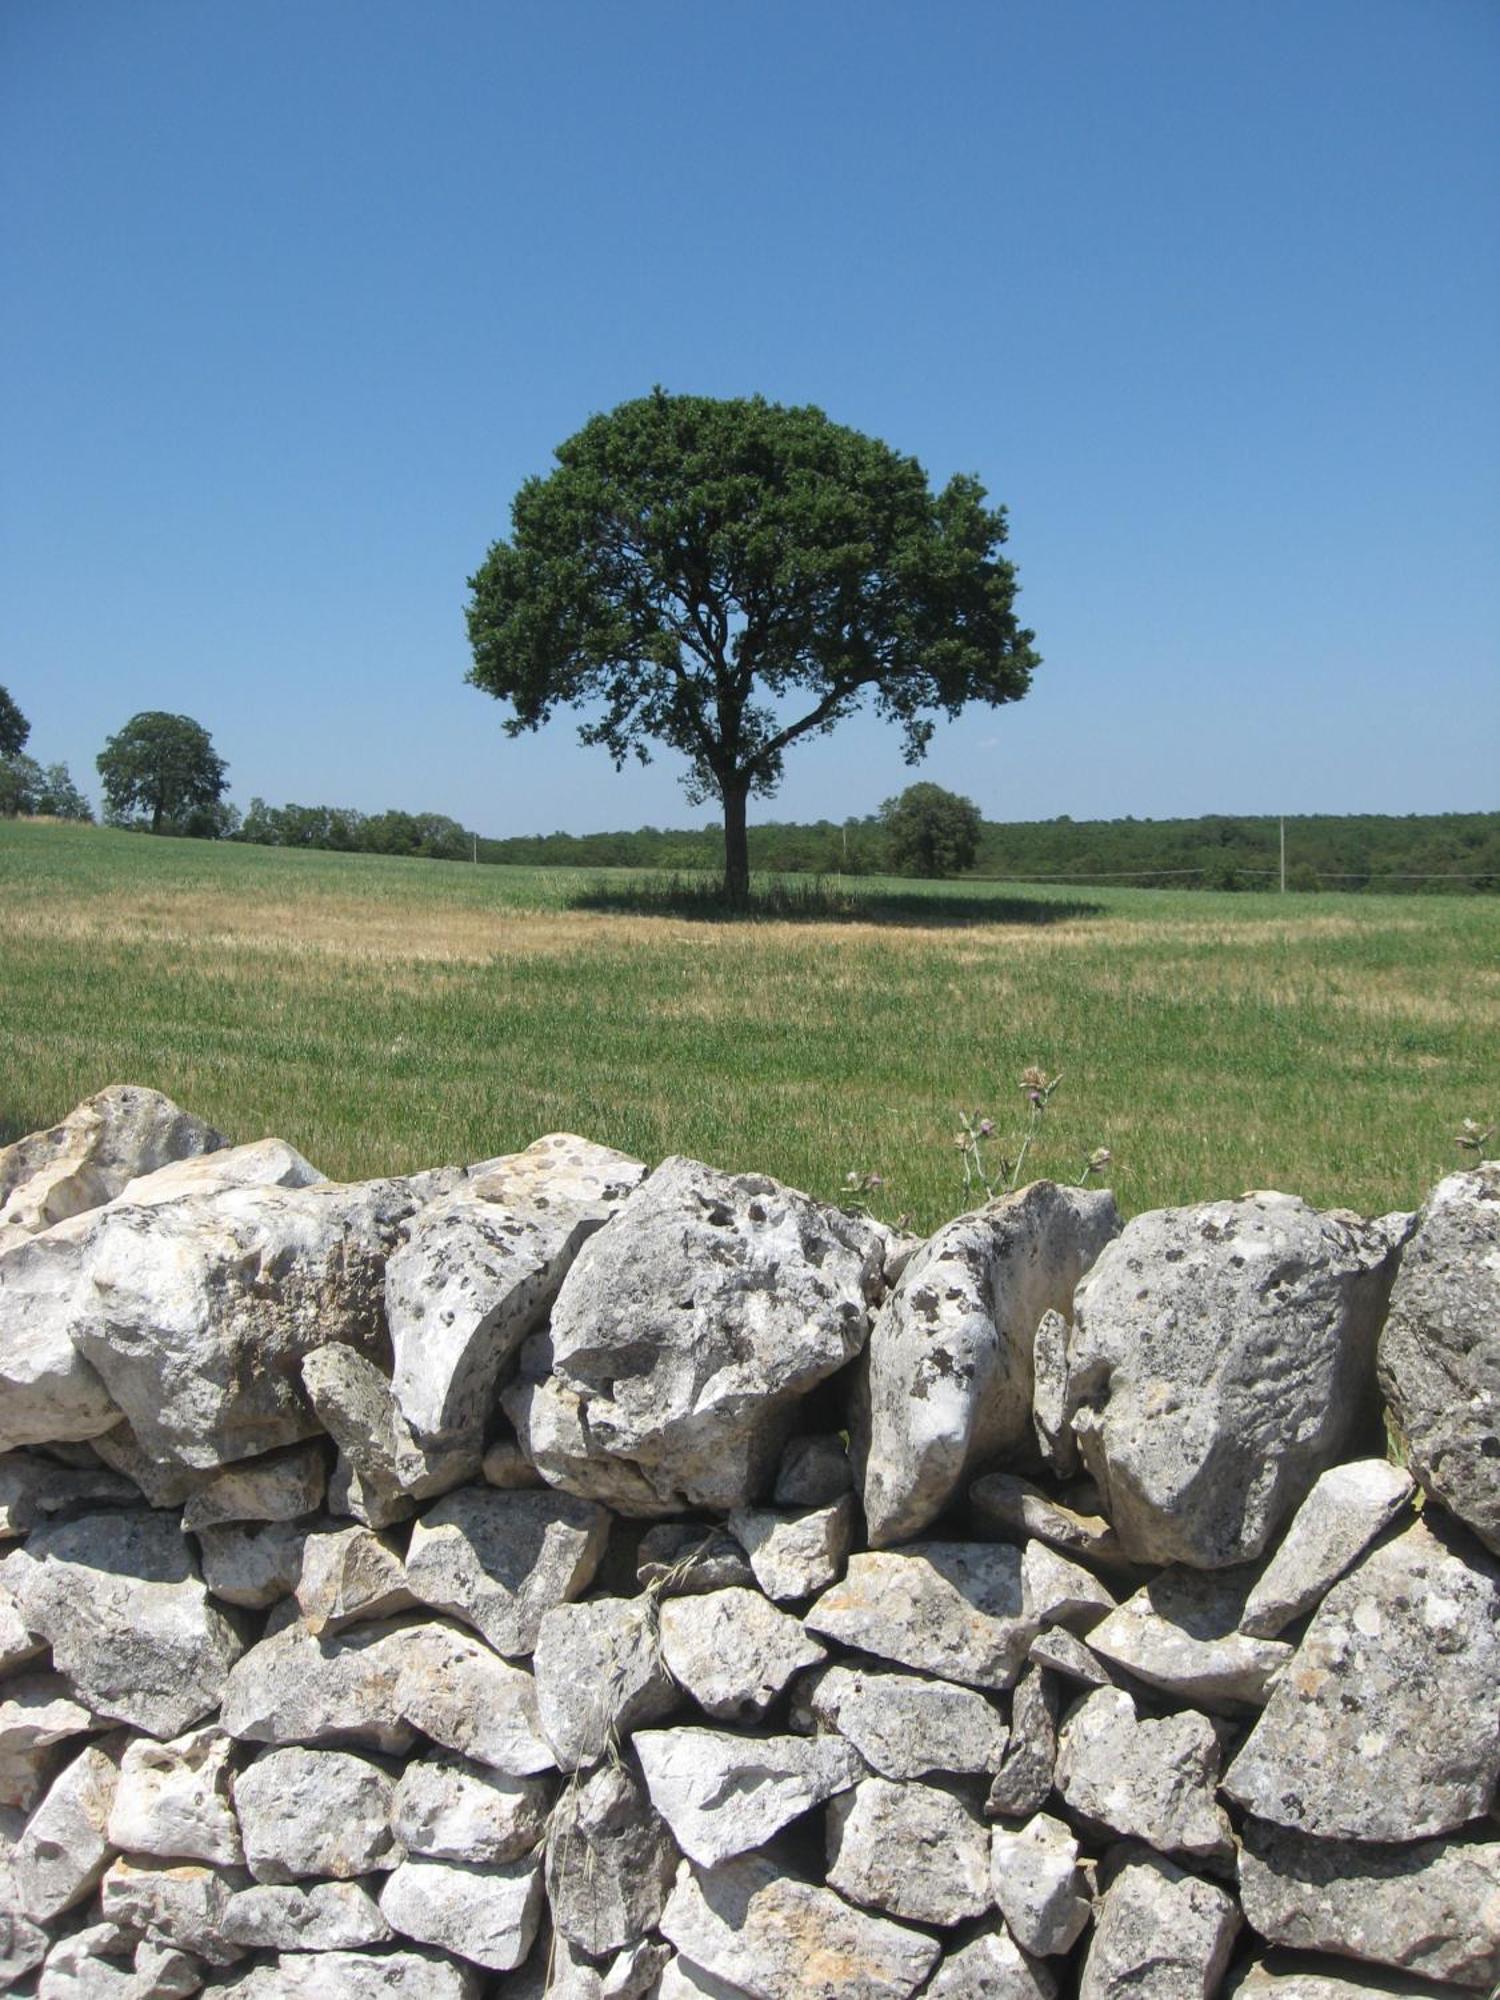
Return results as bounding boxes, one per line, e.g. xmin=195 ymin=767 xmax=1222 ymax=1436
xmin=0 ymin=1086 xmax=226 ymax=1249
xmin=293 ymin=1522 xmax=415 ymax=1634
xmin=990 ymin=1810 xmax=1091 ymax=1957
xmin=180 ymin=1441 xmax=328 ymax=1532
xmin=728 ymin=1498 xmax=855 ymax=1602
xmin=658 ymin=1586 xmax=826 ymax=1724
xmin=195 ymin=1520 xmax=311 ymax=1610
xmin=1054 ymin=1686 xmax=1233 ymax=1862
xmin=210 ymin=1948 xmax=481 ymax=1997
xmin=1062 ymin=1192 xmax=1398 ymax=1566
xmin=970 ymin=1473 xmax=1130 ymax=1569
xmin=1085 ymin=1568 xmax=1292 ymax=1709
xmin=925 ymin=1928 xmax=1058 ymax=2000
xmin=11 ymin=1738 xmax=121 ymax=1922
xmin=532 ymin=1593 xmax=676 ymax=1767
xmin=795 ymin=1660 xmax=1008 ymax=1782
xmin=806 ymin=1544 xmax=1036 ymax=1689
xmin=377 ymin=1853 xmax=544 ymax=1973
xmin=232 ymin=1745 xmax=401 ymax=1882
xmin=99 ymin=1855 xmax=247 ymax=1965
xmin=390 ymin=1755 xmax=552 ymax=1865
xmin=218 ymin=1615 xmax=417 ymax=1756
xmin=1079 ymin=1846 xmax=1240 ymax=2000
xmin=1223 ymin=1519 xmax=1500 ymax=1840
xmin=220 ymin=1879 xmax=392 ymax=1952
xmin=1378 ymin=1162 xmax=1500 ymax=1553
xmin=0 ymin=1674 xmax=98 ymax=1810
xmin=1 ymin=1510 xmax=243 ymax=1736
xmin=858 ymin=1183 xmax=1118 ymax=1546
xmin=659 ymin=1853 xmax=942 ymax=2000
xmin=389 ymin=1620 xmax=555 ymax=1774
xmin=403 ymin=1487 xmax=609 ymax=1657
xmin=985 ymin=1663 xmax=1058 ymax=1817
xmin=300 ymin=1343 xmax=479 ymax=1514
xmin=544 ymin=1760 xmax=679 ymax=1958
xmin=634 ymin=1726 xmax=863 ymax=1867
xmin=825 ymin=1776 xmax=991 ymax=1926
xmin=385 ymin=1134 xmax=645 ymax=1450
xmin=1239 ymin=1458 xmax=1415 ymax=1638
xmin=1238 ymin=1818 xmax=1500 ymax=1990
xmin=508 ymin=1156 xmax=886 ymax=1514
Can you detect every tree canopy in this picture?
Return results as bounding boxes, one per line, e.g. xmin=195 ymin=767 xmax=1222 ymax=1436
xmin=96 ymin=712 xmax=228 ymax=835
xmin=0 ymin=685 xmax=29 ymax=758
xmin=466 ymin=390 xmax=1039 ymax=904
xmin=882 ymin=782 xmax=984 ymax=877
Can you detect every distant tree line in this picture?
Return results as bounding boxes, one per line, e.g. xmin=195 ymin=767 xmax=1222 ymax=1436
xmin=0 ymin=684 xmax=92 ymax=821
xmin=235 ymin=798 xmax=475 ymax=862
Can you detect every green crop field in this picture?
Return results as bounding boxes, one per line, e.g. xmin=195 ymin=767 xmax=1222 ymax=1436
xmin=2 ymin=819 xmax=1494 ymax=1232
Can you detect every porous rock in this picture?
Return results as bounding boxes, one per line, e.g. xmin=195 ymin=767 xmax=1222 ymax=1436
xmin=1054 ymin=1686 xmax=1233 ymax=1862
xmin=924 ymin=1926 xmax=1058 ymax=1999
xmin=634 ymin=1726 xmax=863 ymax=1867
xmin=377 ymin=1852 xmax=544 ymax=1973
xmin=403 ymin=1487 xmax=609 ymax=1656
xmin=1223 ymin=1518 xmax=1500 ymax=1840
xmin=1085 ymin=1567 xmax=1292 ymax=1708
xmin=1079 ymin=1846 xmax=1240 ymax=2000
xmin=1239 ymin=1458 xmax=1415 ymax=1638
xmin=805 ymin=1544 xmax=1036 ymax=1689
xmin=660 ymin=1853 xmax=942 ymax=2000
xmin=194 ymin=1520 xmax=310 ymax=1610
xmin=70 ymin=1178 xmax=418 ymax=1469
xmin=508 ymin=1155 xmax=886 ymax=1514
xmin=795 ymin=1660 xmax=1008 ymax=1782
xmin=107 ymin=1725 xmax=242 ymax=1865
xmin=389 ymin=1620 xmax=555 ymax=1775
xmin=986 ymin=1663 xmax=1058 ymax=1816
xmin=99 ymin=1855 xmax=247 ymax=1965
xmin=385 ymin=1134 xmax=645 ymax=1450
xmin=232 ymin=1745 xmax=401 ymax=1882
xmin=729 ymin=1498 xmax=855 ymax=1602
xmin=390 ymin=1754 xmax=552 ymax=1864
xmin=210 ymin=1947 xmax=482 ymax=1996
xmin=12 ymin=1738 xmax=121 ymax=1922
xmin=180 ymin=1441 xmax=327 ymax=1532
xmin=544 ymin=1760 xmax=679 ymax=1958
xmin=858 ymin=1182 xmax=1118 ymax=1546
xmin=218 ymin=1615 xmax=415 ymax=1755
xmin=0 ymin=1674 xmax=97 ymax=1810
xmin=0 ymin=1086 xmax=226 ymax=1249
xmin=1 ymin=1510 xmax=243 ymax=1736
xmin=221 ymin=1879 xmax=393 ymax=1952
xmin=1063 ymin=1193 xmax=1397 ymax=1567
xmin=301 ymin=1342 xmax=478 ymax=1512
xmin=532 ymin=1593 xmax=676 ymax=1767
xmin=1378 ymin=1162 xmax=1500 ymax=1553
xmin=293 ymin=1523 xmax=415 ymax=1634
xmin=989 ymin=1811 xmax=1090 ymax=1957
xmin=1238 ymin=1818 xmax=1500 ymax=1990
xmin=658 ymin=1586 xmax=827 ymax=1723
xmin=824 ymin=1775 xmax=991 ymax=1926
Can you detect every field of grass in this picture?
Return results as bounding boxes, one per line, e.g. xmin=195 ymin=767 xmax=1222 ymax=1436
xmin=2 ymin=819 xmax=1495 ymax=1233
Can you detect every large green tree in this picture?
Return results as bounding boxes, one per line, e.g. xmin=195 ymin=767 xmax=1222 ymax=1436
xmin=96 ymin=711 xmax=228 ymax=835
xmin=465 ymin=391 xmax=1039 ymax=906
xmin=882 ymin=781 xmax=984 ymax=878
xmin=0 ymin=685 xmax=29 ymax=758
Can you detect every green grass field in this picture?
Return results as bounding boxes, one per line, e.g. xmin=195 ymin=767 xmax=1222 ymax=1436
xmin=2 ymin=819 xmax=1494 ymax=1232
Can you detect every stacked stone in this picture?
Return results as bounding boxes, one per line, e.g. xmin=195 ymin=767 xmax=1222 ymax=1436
xmin=0 ymin=1086 xmax=1497 ymax=1999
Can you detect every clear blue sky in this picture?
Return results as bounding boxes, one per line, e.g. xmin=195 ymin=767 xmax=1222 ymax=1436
xmin=3 ymin=0 xmax=1496 ymax=835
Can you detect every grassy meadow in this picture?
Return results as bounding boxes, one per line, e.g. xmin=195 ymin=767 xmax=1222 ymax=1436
xmin=1 ymin=819 xmax=1495 ymax=1233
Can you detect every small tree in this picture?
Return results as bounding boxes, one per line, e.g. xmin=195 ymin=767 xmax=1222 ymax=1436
xmin=466 ymin=391 xmax=1038 ymax=908
xmin=97 ymin=712 xmax=228 ymax=835
xmin=882 ymin=782 xmax=984 ymax=878
xmin=0 ymin=685 xmax=29 ymax=758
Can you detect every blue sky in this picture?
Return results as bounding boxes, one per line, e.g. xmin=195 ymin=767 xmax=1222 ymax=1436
xmin=3 ymin=0 xmax=1496 ymax=835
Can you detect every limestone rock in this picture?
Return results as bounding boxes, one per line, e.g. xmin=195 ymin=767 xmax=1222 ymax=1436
xmin=89 ymin=1423 xmax=213 ymax=1509
xmin=1063 ymin=1194 xmax=1398 ymax=1566
xmin=403 ymin=1485 xmax=610 ymax=1656
xmin=70 ymin=1178 xmax=418 ymax=1469
xmin=1240 ymin=1459 xmax=1415 ymax=1637
xmin=0 ymin=1450 xmax=139 ymax=1537
xmin=634 ymin=1726 xmax=863 ymax=1867
xmin=796 ymin=1661 xmax=1008 ymax=1782
xmin=1378 ymin=1162 xmax=1500 ymax=1553
xmin=218 ymin=1615 xmax=417 ymax=1756
xmin=221 ymin=1879 xmax=393 ymax=1952
xmin=0 ymin=1221 xmax=122 ymax=1452
xmin=1079 ymin=1846 xmax=1240 ymax=2000
xmin=0 ymin=1674 xmax=97 ymax=1809
xmin=1223 ymin=1519 xmax=1500 ymax=1840
xmin=925 ymin=1927 xmax=1058 ymax=1999
xmin=99 ymin=1856 xmax=247 ymax=1965
xmin=774 ymin=1434 xmax=853 ymax=1507
xmin=1 ymin=1510 xmax=243 ymax=1736
xmin=1225 ymin=1968 xmax=1459 ymax=2000
xmin=1 ymin=1905 xmax=50 ymax=1990
xmin=232 ymin=1744 xmax=400 ymax=1882
xmin=859 ymin=1183 xmax=1119 ymax=1546
xmin=970 ymin=1474 xmax=1130 ymax=1569
xmin=1086 ymin=1568 xmax=1293 ymax=1709
xmin=655 ymin=1961 xmax=747 ymax=2000
xmin=294 ymin=1523 xmax=415 ymax=1634
xmin=660 ymin=1853 xmax=942 ymax=2000
xmin=985 ymin=1664 xmax=1058 ymax=1817
xmin=544 ymin=1760 xmax=678 ymax=1958
xmin=729 ymin=1498 xmax=855 ymax=1602
xmin=1238 ymin=1818 xmax=1500 ymax=1990
xmin=180 ymin=1442 xmax=327 ymax=1532
xmin=482 ymin=1435 xmax=543 ymax=1489
xmin=806 ymin=1544 xmax=1036 ymax=1689
xmin=547 ymin=1935 xmax=673 ymax=2000
xmin=12 ymin=1738 xmax=121 ymax=1921
xmin=195 ymin=1520 xmax=310 ymax=1610
xmin=825 ymin=1776 xmax=991 ymax=1925
xmin=210 ymin=1947 xmax=482 ymax=1996
xmin=390 ymin=1754 xmax=552 ymax=1864
xmin=378 ymin=1853 xmax=544 ymax=1973
xmin=385 ymin=1134 xmax=645 ymax=1449
xmin=388 ymin=1620 xmax=555 ymax=1775
xmin=1054 ymin=1687 xmax=1234 ymax=1862
xmin=509 ymin=1156 xmax=886 ymax=1514
xmin=637 ymin=1524 xmax=756 ymax=1597
xmin=301 ymin=1343 xmax=479 ymax=1513
xmin=33 ymin=1922 xmax=137 ymax=2000
xmin=0 ymin=1086 xmax=226 ymax=1248
xmin=1027 ymin=1627 xmax=1115 ymax=1689
xmin=107 ymin=1726 xmax=242 ymax=1865
xmin=658 ymin=1586 xmax=826 ymax=1724
xmin=0 ymin=1577 xmax=45 ymax=1675
xmin=1021 ymin=1541 xmax=1116 ymax=1630
xmin=990 ymin=1812 xmax=1090 ymax=1957
xmin=532 ymin=1593 xmax=676 ymax=1768
xmin=1032 ymin=1308 xmax=1076 ymax=1476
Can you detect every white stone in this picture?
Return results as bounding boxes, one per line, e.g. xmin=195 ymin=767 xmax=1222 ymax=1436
xmin=180 ymin=1441 xmax=327 ymax=1531
xmin=195 ymin=1519 xmax=310 ymax=1609
xmin=658 ymin=1586 xmax=827 ymax=1723
xmin=924 ymin=1927 xmax=1057 ymax=1999
xmin=796 ymin=1661 xmax=1008 ymax=1782
xmin=221 ymin=1879 xmax=392 ymax=1952
xmin=390 ymin=1754 xmax=553 ymax=1864
xmin=0 ymin=1086 xmax=226 ymax=1248
xmin=232 ymin=1746 xmax=402 ymax=1881
xmin=532 ymin=1593 xmax=677 ymax=1768
xmin=403 ymin=1487 xmax=610 ymax=1657
xmin=544 ymin=1760 xmax=679 ymax=1958
xmin=219 ymin=1616 xmax=417 ymax=1756
xmin=390 ymin=1620 xmax=556 ymax=1775
xmin=99 ymin=1855 xmax=247 ymax=1965
xmin=825 ymin=1776 xmax=992 ymax=1925
xmin=1239 ymin=1458 xmax=1416 ymax=1637
xmin=806 ymin=1544 xmax=1036 ymax=1689
xmin=1079 ymin=1846 xmax=1240 ymax=2000
xmin=1086 ymin=1568 xmax=1293 ymax=1708
xmin=729 ymin=1498 xmax=855 ymax=1601
xmin=209 ymin=1948 xmax=481 ymax=1997
xmin=294 ymin=1523 xmax=415 ymax=1634
xmin=300 ymin=1342 xmax=480 ymax=1514
xmin=1054 ymin=1687 xmax=1234 ymax=1862
xmin=107 ymin=1725 xmax=242 ymax=1865
xmin=1021 ymin=1540 xmax=1116 ymax=1630
xmin=990 ymin=1812 xmax=1090 ymax=1956
xmin=0 ymin=1673 xmax=97 ymax=1810
xmin=378 ymin=1853 xmax=543 ymax=1973
xmin=634 ymin=1726 xmax=863 ymax=1867
xmin=12 ymin=1738 xmax=121 ymax=1922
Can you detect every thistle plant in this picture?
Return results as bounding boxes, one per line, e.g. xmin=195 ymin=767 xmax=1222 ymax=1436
xmin=955 ymin=1067 xmax=1112 ymax=1205
xmin=1456 ymin=1116 xmax=1494 ymax=1155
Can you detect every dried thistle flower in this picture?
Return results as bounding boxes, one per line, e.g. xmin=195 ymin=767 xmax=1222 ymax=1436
xmin=1456 ymin=1117 xmax=1494 ymax=1153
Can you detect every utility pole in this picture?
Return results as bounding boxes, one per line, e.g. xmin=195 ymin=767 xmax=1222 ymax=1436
xmin=472 ymin=834 xmax=478 ymax=865
xmin=1280 ymin=817 xmax=1286 ymax=893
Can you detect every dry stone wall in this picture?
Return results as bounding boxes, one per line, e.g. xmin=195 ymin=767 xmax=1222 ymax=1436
xmin=1 ymin=1085 xmax=1497 ymax=1999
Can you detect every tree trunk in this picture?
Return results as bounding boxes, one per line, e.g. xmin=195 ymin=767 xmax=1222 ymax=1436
xmin=151 ymin=797 xmax=163 ymax=834
xmin=721 ymin=779 xmax=750 ymax=911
